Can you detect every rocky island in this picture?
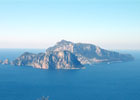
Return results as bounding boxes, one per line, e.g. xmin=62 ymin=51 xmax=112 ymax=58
xmin=0 ymin=40 xmax=134 ymax=69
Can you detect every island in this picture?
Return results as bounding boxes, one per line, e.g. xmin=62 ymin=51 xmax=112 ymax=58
xmin=0 ymin=40 xmax=134 ymax=69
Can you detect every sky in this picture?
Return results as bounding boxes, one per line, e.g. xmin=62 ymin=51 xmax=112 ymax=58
xmin=0 ymin=0 xmax=140 ymax=50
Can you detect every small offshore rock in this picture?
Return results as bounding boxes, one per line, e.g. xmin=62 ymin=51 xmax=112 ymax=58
xmin=2 ymin=59 xmax=10 ymax=65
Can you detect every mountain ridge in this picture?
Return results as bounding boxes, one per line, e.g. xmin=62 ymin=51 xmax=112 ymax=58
xmin=46 ymin=40 xmax=134 ymax=65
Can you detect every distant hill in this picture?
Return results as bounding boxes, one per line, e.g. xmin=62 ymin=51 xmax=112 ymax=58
xmin=0 ymin=40 xmax=134 ymax=69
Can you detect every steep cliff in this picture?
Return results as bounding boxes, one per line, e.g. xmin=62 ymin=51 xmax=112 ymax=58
xmin=12 ymin=51 xmax=83 ymax=69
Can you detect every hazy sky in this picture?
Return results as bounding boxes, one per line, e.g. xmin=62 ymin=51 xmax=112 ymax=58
xmin=0 ymin=0 xmax=140 ymax=49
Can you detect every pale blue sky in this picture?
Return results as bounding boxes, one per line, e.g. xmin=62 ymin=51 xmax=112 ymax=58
xmin=0 ymin=0 xmax=140 ymax=49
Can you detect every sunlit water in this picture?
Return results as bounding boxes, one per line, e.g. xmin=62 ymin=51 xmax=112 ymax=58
xmin=0 ymin=49 xmax=140 ymax=100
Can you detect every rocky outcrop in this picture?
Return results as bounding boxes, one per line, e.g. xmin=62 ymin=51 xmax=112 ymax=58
xmin=2 ymin=59 xmax=10 ymax=65
xmin=47 ymin=40 xmax=134 ymax=64
xmin=12 ymin=51 xmax=83 ymax=69
xmin=0 ymin=60 xmax=3 ymax=64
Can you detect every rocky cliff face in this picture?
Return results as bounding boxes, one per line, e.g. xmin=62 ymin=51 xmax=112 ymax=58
xmin=12 ymin=51 xmax=83 ymax=69
xmin=47 ymin=40 xmax=134 ymax=64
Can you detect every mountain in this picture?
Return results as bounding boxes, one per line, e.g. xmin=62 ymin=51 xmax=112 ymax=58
xmin=46 ymin=40 xmax=134 ymax=64
xmin=0 ymin=40 xmax=134 ymax=69
xmin=12 ymin=51 xmax=83 ymax=69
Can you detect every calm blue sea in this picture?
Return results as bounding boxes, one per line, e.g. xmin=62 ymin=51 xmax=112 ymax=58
xmin=0 ymin=49 xmax=140 ymax=100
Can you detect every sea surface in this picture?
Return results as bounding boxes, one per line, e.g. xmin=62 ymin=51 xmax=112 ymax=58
xmin=0 ymin=49 xmax=140 ymax=100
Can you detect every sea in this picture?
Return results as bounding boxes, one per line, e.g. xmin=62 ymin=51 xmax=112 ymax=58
xmin=0 ymin=49 xmax=140 ymax=100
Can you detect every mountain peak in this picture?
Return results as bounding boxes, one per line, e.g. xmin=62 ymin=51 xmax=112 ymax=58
xmin=57 ymin=40 xmax=73 ymax=45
